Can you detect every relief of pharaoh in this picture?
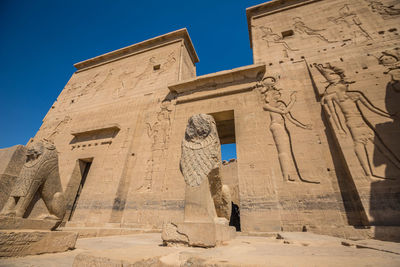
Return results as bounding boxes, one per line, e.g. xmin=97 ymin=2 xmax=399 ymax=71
xmin=0 ymin=140 xmax=66 ymax=220
xmin=314 ymin=63 xmax=400 ymax=179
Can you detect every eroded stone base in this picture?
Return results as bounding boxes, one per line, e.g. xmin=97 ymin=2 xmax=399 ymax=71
xmin=162 ymin=221 xmax=236 ymax=247
xmin=0 ymin=230 xmax=78 ymax=257
xmin=0 ymin=216 xmax=61 ymax=230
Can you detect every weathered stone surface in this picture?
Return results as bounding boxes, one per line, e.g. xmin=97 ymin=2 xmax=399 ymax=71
xmin=162 ymin=114 xmax=235 ymax=247
xmin=161 ymin=222 xmax=188 ymax=244
xmin=1 ymin=233 xmax=400 ymax=266
xmin=1 ymin=140 xmax=66 ymax=221
xmin=0 ymin=145 xmax=26 ymax=211
xmin=221 ymin=159 xmax=239 ymax=205
xmin=0 ymin=216 xmax=60 ymax=231
xmin=0 ymin=230 xmax=77 ymax=257
xmin=2 ymin=0 xmax=400 ymax=244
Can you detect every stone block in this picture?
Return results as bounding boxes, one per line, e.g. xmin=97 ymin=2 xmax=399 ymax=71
xmin=0 ymin=230 xmax=77 ymax=257
xmin=162 ymin=221 xmax=235 ymax=247
xmin=0 ymin=145 xmax=26 ymax=210
xmin=0 ymin=216 xmax=61 ymax=231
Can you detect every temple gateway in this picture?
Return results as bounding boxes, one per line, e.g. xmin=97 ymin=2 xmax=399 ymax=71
xmin=1 ymin=0 xmax=400 ymax=258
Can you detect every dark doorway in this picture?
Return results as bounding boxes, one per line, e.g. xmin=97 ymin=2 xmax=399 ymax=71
xmin=64 ymin=158 xmax=92 ymax=222
xmin=230 ymin=202 xmax=241 ymax=231
xmin=209 ymin=110 xmax=241 ymax=231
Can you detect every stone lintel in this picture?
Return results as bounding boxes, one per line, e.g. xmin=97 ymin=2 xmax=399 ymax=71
xmin=246 ymin=0 xmax=321 ymax=49
xmin=168 ymin=64 xmax=266 ymax=94
xmin=71 ymin=123 xmax=121 ymax=137
xmin=74 ymin=28 xmax=199 ymax=71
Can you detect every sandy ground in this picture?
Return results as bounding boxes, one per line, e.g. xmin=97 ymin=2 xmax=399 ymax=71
xmin=1 ymin=232 xmax=400 ymax=266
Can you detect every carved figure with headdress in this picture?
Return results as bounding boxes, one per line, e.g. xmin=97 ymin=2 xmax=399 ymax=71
xmin=260 ymin=75 xmax=317 ymax=183
xmin=1 ymin=140 xmax=66 ymax=220
xmin=314 ymin=63 xmax=400 ymax=179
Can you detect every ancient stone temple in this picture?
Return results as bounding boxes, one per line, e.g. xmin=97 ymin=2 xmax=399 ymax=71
xmin=1 ymin=0 xmax=400 ymax=253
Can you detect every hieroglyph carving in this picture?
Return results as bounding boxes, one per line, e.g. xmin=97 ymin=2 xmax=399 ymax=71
xmin=115 ymin=52 xmax=177 ymax=97
xmin=138 ymin=100 xmax=173 ymax=191
xmin=255 ymin=26 xmax=298 ymax=51
xmin=328 ymin=4 xmax=372 ymax=43
xmin=365 ymin=0 xmax=400 ymax=19
xmin=314 ymin=63 xmax=400 ymax=179
xmin=293 ymin=17 xmax=336 ymax=43
xmin=260 ymin=76 xmax=318 ymax=183
xmin=0 ymin=140 xmax=66 ymax=219
xmin=377 ymin=48 xmax=400 ymax=92
xmin=46 ymin=115 xmax=72 ymax=142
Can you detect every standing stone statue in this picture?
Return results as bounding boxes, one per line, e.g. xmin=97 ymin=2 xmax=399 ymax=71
xmin=162 ymin=114 xmax=235 ymax=247
xmin=0 ymin=140 xmax=66 ymax=220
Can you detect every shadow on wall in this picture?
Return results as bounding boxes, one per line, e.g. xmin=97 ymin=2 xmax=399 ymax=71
xmin=321 ymin=109 xmax=369 ymax=226
xmin=306 ymin=61 xmax=369 ymax=226
xmin=370 ymin=81 xmax=400 ymax=241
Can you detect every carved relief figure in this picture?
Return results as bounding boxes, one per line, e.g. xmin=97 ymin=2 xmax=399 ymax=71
xmin=314 ymin=63 xmax=400 ymax=178
xmin=328 ymin=4 xmax=372 ymax=43
xmin=293 ymin=17 xmax=336 ymax=43
xmin=92 ymin=69 xmax=115 ymax=96
xmin=46 ymin=115 xmax=72 ymax=142
xmin=260 ymin=76 xmax=318 ymax=183
xmin=378 ymin=48 xmax=400 ymax=92
xmin=256 ymin=26 xmax=298 ymax=51
xmin=115 ymin=52 xmax=177 ymax=97
xmin=138 ymin=100 xmax=173 ymax=191
xmin=1 ymin=140 xmax=66 ymax=219
xmin=365 ymin=0 xmax=400 ymax=19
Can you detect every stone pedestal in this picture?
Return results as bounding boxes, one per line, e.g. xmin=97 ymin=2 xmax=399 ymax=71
xmin=0 ymin=217 xmax=78 ymax=256
xmin=0 ymin=216 xmax=61 ymax=231
xmin=162 ymin=220 xmax=236 ymax=248
xmin=0 ymin=230 xmax=78 ymax=257
xmin=162 ymin=114 xmax=236 ymax=248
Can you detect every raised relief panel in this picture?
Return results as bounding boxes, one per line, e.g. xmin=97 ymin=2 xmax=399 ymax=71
xmin=365 ymin=0 xmax=400 ymax=19
xmin=250 ymin=0 xmax=377 ymax=63
xmin=258 ymin=75 xmax=319 ymax=183
xmin=376 ymin=47 xmax=400 ymax=94
xmin=314 ymin=63 xmax=400 ymax=179
xmin=293 ymin=16 xmax=337 ymax=44
xmin=256 ymin=25 xmax=299 ymax=51
xmin=113 ymin=52 xmax=177 ymax=98
xmin=327 ymin=4 xmax=372 ymax=44
xmin=137 ymin=100 xmax=174 ymax=192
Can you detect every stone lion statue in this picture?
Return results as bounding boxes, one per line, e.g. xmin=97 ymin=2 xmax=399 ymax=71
xmin=0 ymin=140 xmax=66 ymax=220
xmin=180 ymin=114 xmax=231 ymax=220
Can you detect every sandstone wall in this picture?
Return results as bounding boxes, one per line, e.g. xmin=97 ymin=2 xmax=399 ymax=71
xmin=28 ymin=30 xmax=197 ymax=227
xmin=248 ymin=0 xmax=400 ymax=236
xmin=0 ymin=145 xmax=26 ymax=210
xmin=8 ymin=1 xmax=399 ymax=240
xmin=221 ymin=160 xmax=239 ymax=205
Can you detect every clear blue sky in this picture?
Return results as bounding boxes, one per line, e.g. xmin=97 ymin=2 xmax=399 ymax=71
xmin=0 ymin=0 xmax=268 ymax=160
